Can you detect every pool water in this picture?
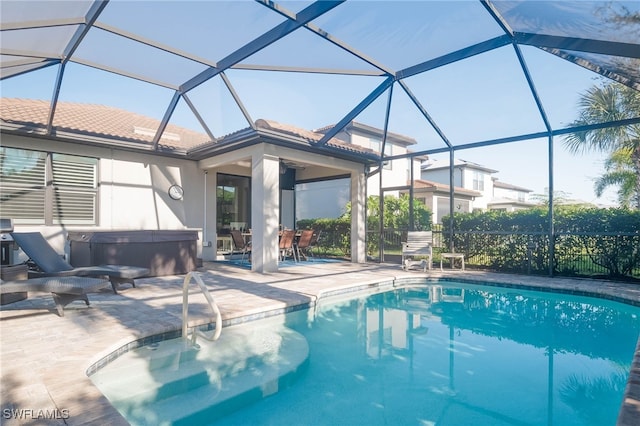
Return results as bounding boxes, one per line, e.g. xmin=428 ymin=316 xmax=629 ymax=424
xmin=90 ymin=282 xmax=640 ymax=425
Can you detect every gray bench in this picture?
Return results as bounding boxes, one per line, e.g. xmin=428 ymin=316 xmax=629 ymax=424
xmin=401 ymin=231 xmax=433 ymax=272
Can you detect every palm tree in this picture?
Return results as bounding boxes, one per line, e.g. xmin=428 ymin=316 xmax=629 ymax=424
xmin=563 ymin=82 xmax=640 ymax=208
xmin=594 ymin=147 xmax=639 ymax=207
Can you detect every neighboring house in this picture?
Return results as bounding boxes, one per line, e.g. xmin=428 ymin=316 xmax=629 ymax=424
xmin=401 ymin=180 xmax=481 ymax=224
xmin=420 ymin=158 xmax=535 ymax=218
xmin=314 ymin=121 xmax=425 ymax=198
xmin=489 ymin=178 xmax=535 ymax=212
xmin=298 ymin=121 xmax=426 ymax=221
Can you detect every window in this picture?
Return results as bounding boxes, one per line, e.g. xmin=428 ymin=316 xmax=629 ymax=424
xmin=382 ymin=143 xmax=392 ymax=170
xmin=51 ymin=153 xmax=98 ymax=224
xmin=0 ymin=147 xmax=98 ymax=225
xmin=472 ymin=171 xmax=484 ymax=191
xmin=369 ymin=137 xmax=381 ymax=152
xmin=370 ymin=138 xmax=393 ymax=170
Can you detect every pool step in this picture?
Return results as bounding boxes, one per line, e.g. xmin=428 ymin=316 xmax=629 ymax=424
xmin=91 ymin=323 xmax=309 ymax=425
xmin=141 ymin=344 xmax=309 ymax=426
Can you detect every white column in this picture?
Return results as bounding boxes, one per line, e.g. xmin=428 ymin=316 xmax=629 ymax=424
xmin=350 ymin=167 xmax=367 ymax=263
xmin=251 ymin=149 xmax=280 ymax=272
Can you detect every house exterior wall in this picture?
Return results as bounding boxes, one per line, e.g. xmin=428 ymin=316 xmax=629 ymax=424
xmin=421 ymin=194 xmax=470 ymax=224
xmin=2 ymin=133 xmax=204 ymax=258
xmin=435 ymin=197 xmax=473 ymax=222
xmin=296 ymin=179 xmax=351 ymax=220
xmin=420 ymin=167 xmax=462 ymax=188
xmin=422 ymin=166 xmax=494 ymax=211
xmin=460 ymin=167 xmax=494 ymax=210
xmin=349 ymin=130 xmax=420 ymax=197
xmin=494 ymin=185 xmax=528 ymax=203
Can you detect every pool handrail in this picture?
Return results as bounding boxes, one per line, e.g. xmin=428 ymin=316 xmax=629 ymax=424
xmin=182 ymin=271 xmax=222 ymax=342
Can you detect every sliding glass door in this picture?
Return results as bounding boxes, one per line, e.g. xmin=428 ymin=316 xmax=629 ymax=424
xmin=216 ymin=173 xmax=251 ymax=234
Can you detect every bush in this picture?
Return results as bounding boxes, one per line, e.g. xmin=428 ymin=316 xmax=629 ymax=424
xmin=442 ymin=207 xmax=640 ymax=278
xmin=298 ymin=194 xmax=432 ymax=257
xmin=296 ymin=217 xmax=351 ymax=256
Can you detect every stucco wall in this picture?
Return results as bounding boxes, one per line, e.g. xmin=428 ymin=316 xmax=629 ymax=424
xmin=2 ymin=134 xmax=204 ymax=257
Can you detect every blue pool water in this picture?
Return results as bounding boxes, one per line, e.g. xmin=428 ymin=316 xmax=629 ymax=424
xmin=90 ymin=282 xmax=640 ymax=425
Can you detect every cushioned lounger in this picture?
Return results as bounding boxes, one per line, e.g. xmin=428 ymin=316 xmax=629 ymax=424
xmin=11 ymin=232 xmax=150 ymax=294
xmin=0 ymin=276 xmax=110 ymax=316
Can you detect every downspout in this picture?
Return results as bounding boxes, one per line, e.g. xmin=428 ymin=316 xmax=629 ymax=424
xmin=203 ymin=170 xmax=208 ymax=249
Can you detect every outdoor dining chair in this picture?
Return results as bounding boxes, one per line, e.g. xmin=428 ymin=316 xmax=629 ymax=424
xmin=279 ymin=229 xmax=297 ymax=262
xmin=230 ymin=229 xmax=251 ymax=264
xmin=295 ymin=229 xmax=315 ymax=261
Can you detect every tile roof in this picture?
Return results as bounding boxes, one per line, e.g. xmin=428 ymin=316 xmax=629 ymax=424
xmin=492 ymin=179 xmax=533 ymax=193
xmin=0 ymin=98 xmax=211 ymax=150
xmin=255 ymin=119 xmax=380 ymax=157
xmin=1 ymin=99 xmax=379 ymax=161
xmin=422 ymin=158 xmax=499 ymax=174
xmin=487 ymin=197 xmax=536 ymax=207
xmin=411 ymin=179 xmax=481 ymax=197
xmin=314 ymin=121 xmax=417 ymax=146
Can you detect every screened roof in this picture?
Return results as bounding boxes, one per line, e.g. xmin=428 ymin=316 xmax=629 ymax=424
xmin=1 ymin=0 xmax=639 ymax=162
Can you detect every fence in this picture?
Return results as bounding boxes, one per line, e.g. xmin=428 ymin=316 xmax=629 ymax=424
xmin=315 ymin=226 xmax=640 ymax=280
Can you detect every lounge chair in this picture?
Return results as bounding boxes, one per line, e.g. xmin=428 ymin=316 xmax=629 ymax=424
xmin=402 ymin=231 xmax=433 ymax=272
xmin=0 ymin=276 xmax=110 ymax=316
xmin=11 ymin=232 xmax=150 ymax=294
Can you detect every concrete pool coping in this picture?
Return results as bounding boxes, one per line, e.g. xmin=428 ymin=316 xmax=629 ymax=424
xmin=1 ymin=262 xmax=639 ymax=425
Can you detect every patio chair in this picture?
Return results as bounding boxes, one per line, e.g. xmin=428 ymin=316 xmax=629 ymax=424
xmin=230 ymin=229 xmax=251 ymax=264
xmin=10 ymin=232 xmax=149 ymax=294
xmin=402 ymin=231 xmax=433 ymax=272
xmin=0 ymin=275 xmax=110 ymax=316
xmin=279 ymin=229 xmax=297 ymax=262
xmin=308 ymin=230 xmax=321 ymax=259
xmin=295 ymin=229 xmax=315 ymax=261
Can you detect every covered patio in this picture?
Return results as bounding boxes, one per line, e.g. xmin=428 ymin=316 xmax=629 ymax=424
xmin=192 ymin=119 xmax=375 ymax=272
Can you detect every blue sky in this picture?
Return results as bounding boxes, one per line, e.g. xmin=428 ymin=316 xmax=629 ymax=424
xmin=1 ymin=0 xmax=623 ymax=205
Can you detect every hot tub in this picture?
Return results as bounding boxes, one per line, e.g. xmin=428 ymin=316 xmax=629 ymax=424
xmin=68 ymin=230 xmax=199 ymax=277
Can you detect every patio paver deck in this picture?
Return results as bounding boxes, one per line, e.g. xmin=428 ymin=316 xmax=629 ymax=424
xmin=1 ymin=261 xmax=639 ymax=425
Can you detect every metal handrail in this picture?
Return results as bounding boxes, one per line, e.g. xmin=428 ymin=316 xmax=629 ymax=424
xmin=182 ymin=271 xmax=222 ymax=342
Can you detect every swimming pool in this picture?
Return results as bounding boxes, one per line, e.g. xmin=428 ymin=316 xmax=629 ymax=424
xmin=90 ymin=281 xmax=640 ymax=425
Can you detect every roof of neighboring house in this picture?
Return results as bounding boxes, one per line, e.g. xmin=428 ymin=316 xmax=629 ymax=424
xmin=487 ymin=198 xmax=537 ymax=208
xmin=408 ymin=179 xmax=481 ymax=198
xmin=0 ymin=98 xmax=210 ymax=150
xmin=315 ymin=121 xmax=417 ymax=146
xmin=492 ymin=179 xmax=533 ymax=193
xmin=421 ymin=158 xmax=498 ymax=174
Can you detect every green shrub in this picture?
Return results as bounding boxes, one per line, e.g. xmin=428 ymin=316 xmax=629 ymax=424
xmin=442 ymin=207 xmax=640 ymax=278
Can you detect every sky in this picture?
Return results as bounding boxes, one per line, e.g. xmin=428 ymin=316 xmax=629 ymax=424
xmin=1 ymin=0 xmax=629 ymax=206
